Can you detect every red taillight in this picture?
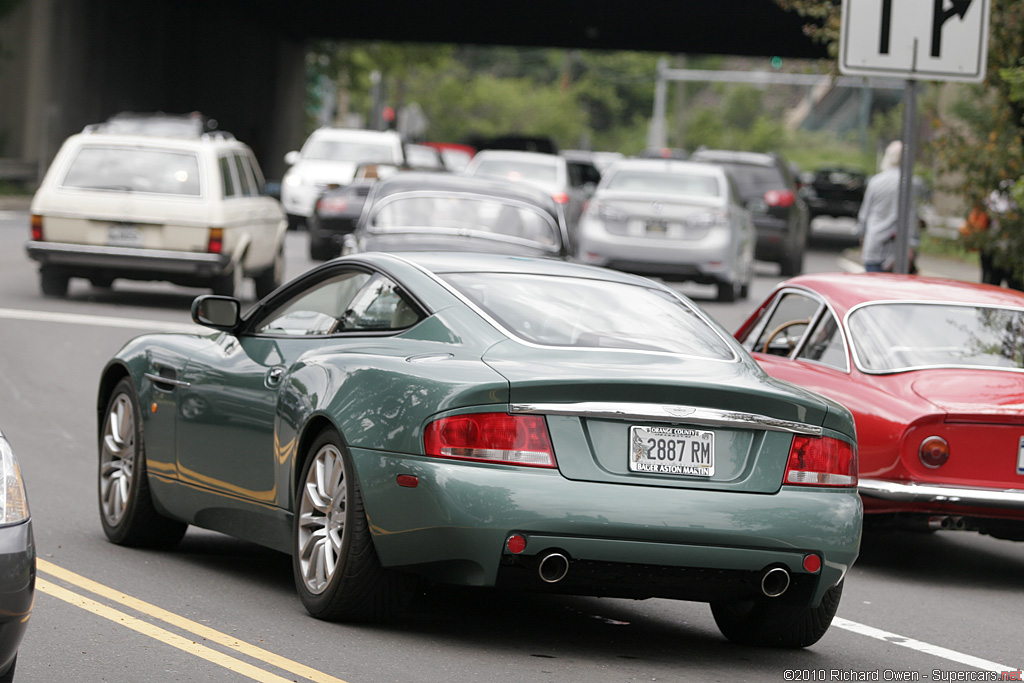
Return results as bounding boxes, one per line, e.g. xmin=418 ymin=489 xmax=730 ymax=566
xmin=424 ymin=413 xmax=556 ymax=468
xmin=803 ymin=553 xmax=822 ymax=573
xmin=764 ymin=189 xmax=796 ymax=208
xmin=317 ymin=196 xmax=349 ymax=214
xmin=551 ymin=192 xmax=569 ymax=205
xmin=31 ymin=214 xmax=44 ymax=241
xmin=784 ymin=435 xmax=857 ymax=487
xmin=208 ymin=228 xmax=223 ymax=254
xmin=919 ymin=436 xmax=949 ymax=469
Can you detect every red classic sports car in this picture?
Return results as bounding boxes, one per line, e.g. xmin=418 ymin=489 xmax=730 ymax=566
xmin=736 ymin=272 xmax=1024 ymax=540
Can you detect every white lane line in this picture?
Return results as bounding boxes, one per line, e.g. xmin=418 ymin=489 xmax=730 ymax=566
xmin=833 ymin=617 xmax=1021 ymax=673
xmin=0 ymin=306 xmax=200 ymax=333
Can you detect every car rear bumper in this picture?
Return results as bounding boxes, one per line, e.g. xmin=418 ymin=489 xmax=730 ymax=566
xmin=26 ymin=241 xmax=232 ymax=278
xmin=576 ymin=225 xmax=737 ymax=283
xmin=355 ymin=449 xmax=861 ymax=608
xmin=860 ymin=478 xmax=1024 ymax=510
xmin=0 ymin=520 xmax=34 ymax=674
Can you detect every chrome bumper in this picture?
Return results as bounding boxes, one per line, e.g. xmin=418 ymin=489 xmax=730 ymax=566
xmin=25 ymin=241 xmax=230 ymax=276
xmin=860 ymin=478 xmax=1024 ymax=510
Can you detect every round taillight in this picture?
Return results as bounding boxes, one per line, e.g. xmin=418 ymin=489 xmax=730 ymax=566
xmin=919 ymin=436 xmax=950 ymax=469
xmin=506 ymin=534 xmax=527 ymax=554
xmin=803 ymin=553 xmax=822 ymax=573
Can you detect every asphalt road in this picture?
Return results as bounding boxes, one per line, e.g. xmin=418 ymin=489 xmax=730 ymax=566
xmin=1 ymin=209 xmax=1022 ymax=683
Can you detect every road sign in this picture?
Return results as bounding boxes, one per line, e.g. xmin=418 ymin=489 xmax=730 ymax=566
xmin=840 ymin=0 xmax=990 ymax=82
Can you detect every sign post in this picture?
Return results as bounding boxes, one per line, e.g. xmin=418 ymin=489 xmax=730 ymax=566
xmin=840 ymin=0 xmax=990 ymax=273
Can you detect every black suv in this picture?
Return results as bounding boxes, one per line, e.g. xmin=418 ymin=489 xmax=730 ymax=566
xmin=689 ymin=149 xmax=809 ymax=276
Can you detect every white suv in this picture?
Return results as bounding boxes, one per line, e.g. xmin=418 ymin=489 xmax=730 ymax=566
xmin=26 ymin=113 xmax=287 ymax=299
xmin=280 ymin=128 xmax=404 ymax=229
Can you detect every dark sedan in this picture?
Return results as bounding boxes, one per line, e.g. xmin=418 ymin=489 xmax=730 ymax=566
xmin=0 ymin=430 xmax=34 ymax=683
xmin=347 ymin=172 xmax=572 ymax=259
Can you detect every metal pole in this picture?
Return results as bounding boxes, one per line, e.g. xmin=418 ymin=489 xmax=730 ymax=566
xmin=647 ymin=57 xmax=668 ymax=150
xmin=895 ymin=79 xmax=918 ymax=275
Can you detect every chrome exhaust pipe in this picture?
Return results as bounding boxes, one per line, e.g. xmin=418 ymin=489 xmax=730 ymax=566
xmin=538 ymin=552 xmax=570 ymax=584
xmin=928 ymin=515 xmax=952 ymax=530
xmin=761 ymin=567 xmax=791 ymax=598
xmin=952 ymin=516 xmax=967 ymax=531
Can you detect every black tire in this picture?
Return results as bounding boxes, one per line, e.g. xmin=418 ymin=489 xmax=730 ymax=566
xmin=40 ymin=268 xmax=69 ymax=297
xmin=98 ymin=378 xmax=188 ymax=548
xmin=254 ymin=247 xmax=284 ymax=299
xmin=716 ymin=280 xmax=737 ymax=303
xmin=711 ymin=579 xmax=844 ymax=648
xmin=90 ymin=277 xmax=114 ymax=289
xmin=211 ymin=266 xmax=243 ymax=298
xmin=0 ymin=655 xmax=16 ymax=683
xmin=292 ymin=428 xmax=412 ymax=622
xmin=779 ymin=248 xmax=804 ymax=277
xmin=308 ymin=236 xmax=335 ymax=261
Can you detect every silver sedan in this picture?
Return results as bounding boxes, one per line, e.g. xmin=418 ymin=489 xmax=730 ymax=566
xmin=574 ymin=159 xmax=756 ymax=302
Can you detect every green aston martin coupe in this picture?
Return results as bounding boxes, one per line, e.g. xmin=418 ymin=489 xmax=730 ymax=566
xmin=96 ymin=251 xmax=861 ymax=648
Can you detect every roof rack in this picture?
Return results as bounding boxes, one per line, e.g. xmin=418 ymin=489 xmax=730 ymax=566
xmin=82 ymin=112 xmax=234 ymax=140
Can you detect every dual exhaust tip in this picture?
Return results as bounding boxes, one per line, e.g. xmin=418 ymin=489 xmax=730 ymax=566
xmin=535 ymin=552 xmax=793 ymax=599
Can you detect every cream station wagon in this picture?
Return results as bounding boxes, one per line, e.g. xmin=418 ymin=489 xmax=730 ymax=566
xmin=26 ymin=113 xmax=287 ymax=299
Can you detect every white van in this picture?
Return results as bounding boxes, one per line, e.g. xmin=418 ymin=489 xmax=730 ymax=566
xmin=26 ymin=113 xmax=287 ymax=299
xmin=280 ymin=128 xmax=404 ymax=229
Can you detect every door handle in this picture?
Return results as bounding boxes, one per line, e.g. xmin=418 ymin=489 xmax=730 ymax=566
xmin=265 ymin=365 xmax=285 ymax=388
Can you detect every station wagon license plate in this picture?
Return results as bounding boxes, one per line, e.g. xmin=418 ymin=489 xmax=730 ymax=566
xmin=107 ymin=224 xmax=143 ymax=247
xmin=629 ymin=425 xmax=715 ymax=476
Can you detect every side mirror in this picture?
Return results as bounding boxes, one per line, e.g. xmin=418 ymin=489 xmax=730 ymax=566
xmin=191 ymin=295 xmax=241 ymax=331
xmin=284 ymin=150 xmax=300 ymax=166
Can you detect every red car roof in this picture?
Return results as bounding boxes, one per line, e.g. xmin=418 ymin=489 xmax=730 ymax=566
xmin=778 ymin=272 xmax=1024 ymax=316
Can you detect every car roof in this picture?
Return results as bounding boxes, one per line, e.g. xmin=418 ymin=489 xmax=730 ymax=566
xmin=371 ymin=171 xmax=561 ymax=212
xmin=67 ymin=131 xmax=246 ymax=151
xmin=308 ymin=127 xmax=401 ymax=142
xmin=689 ymin=149 xmax=779 ymax=167
xmin=603 ymin=158 xmax=726 ymax=177
xmin=780 ymin=272 xmax=1024 ymax=316
xmin=472 ymin=149 xmax=562 ymax=163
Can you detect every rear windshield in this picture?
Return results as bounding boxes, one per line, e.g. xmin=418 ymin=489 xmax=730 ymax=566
xmin=471 ymin=158 xmax=559 ymax=185
xmin=709 ymin=163 xmax=784 ymax=201
xmin=848 ymin=302 xmax=1024 ymax=372
xmin=603 ymin=169 xmax=721 ymax=198
xmin=441 ymin=272 xmax=736 ymax=359
xmin=370 ymin=194 xmax=560 ymax=249
xmin=61 ymin=146 xmax=202 ymax=196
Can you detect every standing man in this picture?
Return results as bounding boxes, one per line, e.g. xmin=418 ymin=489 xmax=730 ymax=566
xmin=858 ymin=141 xmax=919 ymax=272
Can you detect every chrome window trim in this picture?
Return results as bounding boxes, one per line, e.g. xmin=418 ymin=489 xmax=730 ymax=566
xmin=511 ymin=401 xmax=822 ymax=435
xmin=391 ymin=254 xmax=742 ymax=363
xmin=844 ymin=299 xmax=1024 ymax=375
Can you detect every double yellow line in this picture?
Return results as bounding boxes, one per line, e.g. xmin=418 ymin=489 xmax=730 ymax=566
xmin=36 ymin=559 xmax=349 ymax=683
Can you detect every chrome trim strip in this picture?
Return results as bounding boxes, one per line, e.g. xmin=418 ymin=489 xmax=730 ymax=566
xmin=859 ymin=478 xmax=1024 ymax=509
xmin=510 ymin=402 xmax=822 ymax=435
xmin=144 ymin=372 xmax=191 ymax=389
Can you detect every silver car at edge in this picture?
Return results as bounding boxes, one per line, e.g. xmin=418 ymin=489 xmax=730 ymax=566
xmin=574 ymin=158 xmax=756 ymax=302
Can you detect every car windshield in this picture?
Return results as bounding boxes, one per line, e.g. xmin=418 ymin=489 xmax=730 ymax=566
xmin=603 ymin=170 xmax=721 ymax=197
xmin=306 ymin=139 xmax=397 ymax=164
xmin=60 ymin=146 xmax=202 ymax=196
xmin=848 ymin=302 xmax=1024 ymax=372
xmin=471 ymin=158 xmax=559 ymax=185
xmin=441 ymin=272 xmax=736 ymax=358
xmin=370 ymin=194 xmax=560 ymax=248
xmin=711 ymin=163 xmax=784 ymax=201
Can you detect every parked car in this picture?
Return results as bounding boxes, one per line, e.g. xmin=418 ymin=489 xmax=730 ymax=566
xmin=402 ymin=143 xmax=448 ymax=172
xmin=96 ymin=251 xmax=860 ymax=648
xmin=736 ymin=272 xmax=1024 ymax=541
xmin=25 ymin=113 xmax=286 ymax=299
xmin=347 ymin=172 xmax=571 ymax=259
xmin=575 ymin=158 xmax=755 ymax=302
xmin=281 ymin=128 xmax=404 ymax=229
xmin=689 ymin=149 xmax=809 ymax=276
xmin=464 ymin=149 xmax=599 ymax=238
xmin=799 ymin=167 xmax=866 ymax=220
xmin=0 ymin=429 xmax=34 ymax=682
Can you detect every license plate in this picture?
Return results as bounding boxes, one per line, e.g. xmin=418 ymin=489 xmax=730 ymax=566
xmin=108 ymin=224 xmax=143 ymax=247
xmin=646 ymin=220 xmax=668 ymax=234
xmin=1018 ymin=437 xmax=1024 ymax=475
xmin=629 ymin=425 xmax=715 ymax=476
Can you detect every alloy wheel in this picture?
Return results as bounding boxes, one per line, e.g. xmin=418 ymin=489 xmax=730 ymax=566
xmin=297 ymin=443 xmax=348 ymax=594
xmin=99 ymin=393 xmax=136 ymax=526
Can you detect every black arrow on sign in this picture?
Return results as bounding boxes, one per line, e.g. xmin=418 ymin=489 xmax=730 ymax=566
xmin=932 ymin=0 xmax=973 ymax=57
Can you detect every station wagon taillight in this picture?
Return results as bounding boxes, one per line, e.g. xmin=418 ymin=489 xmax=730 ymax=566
xmin=208 ymin=228 xmax=223 ymax=254
xmin=552 ymin=192 xmax=569 ymax=205
xmin=784 ymin=435 xmax=857 ymax=487
xmin=317 ymin=196 xmax=349 ymax=214
xmin=764 ymin=189 xmax=796 ymax=208
xmin=31 ymin=214 xmax=44 ymax=241
xmin=424 ymin=413 xmax=556 ymax=468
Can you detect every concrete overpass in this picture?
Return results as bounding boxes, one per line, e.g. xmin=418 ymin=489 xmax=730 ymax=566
xmin=0 ymin=0 xmax=826 ymax=185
